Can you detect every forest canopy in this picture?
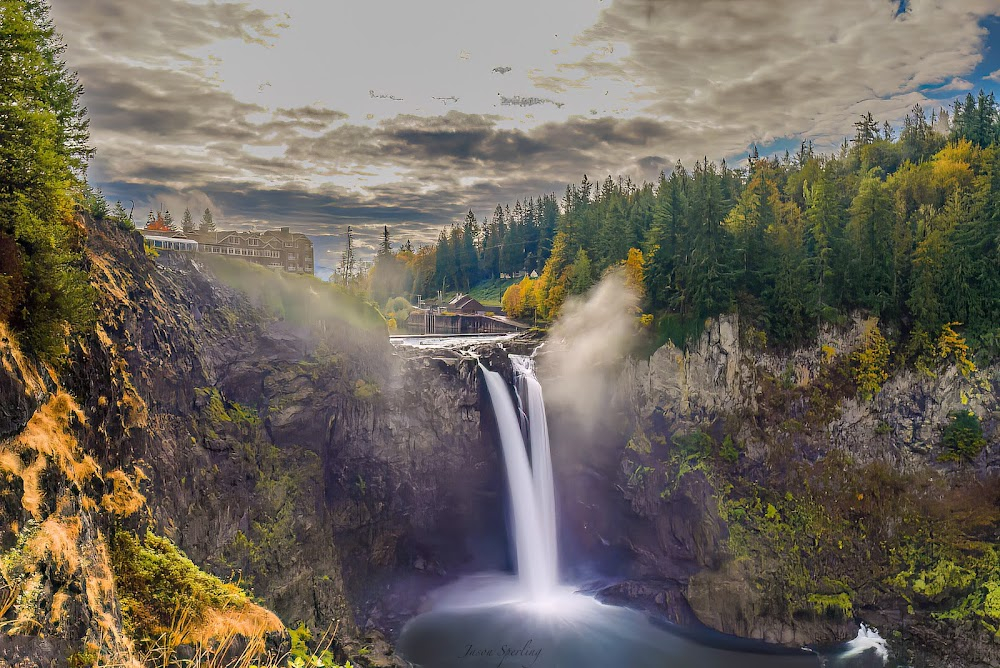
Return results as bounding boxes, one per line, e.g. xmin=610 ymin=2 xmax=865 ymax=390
xmin=371 ymin=94 xmax=1000 ymax=361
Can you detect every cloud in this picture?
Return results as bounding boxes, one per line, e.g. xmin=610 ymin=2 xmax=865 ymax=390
xmin=940 ymin=78 xmax=976 ymax=91
xmin=48 ymin=0 xmax=1000 ymax=269
xmin=560 ymin=0 xmax=1000 ymax=155
xmin=50 ymin=0 xmax=281 ymax=63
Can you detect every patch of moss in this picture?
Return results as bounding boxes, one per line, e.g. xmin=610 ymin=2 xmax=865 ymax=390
xmin=109 ymin=530 xmax=251 ymax=641
xmin=805 ymin=592 xmax=853 ymax=620
xmin=353 ymin=379 xmax=379 ymax=400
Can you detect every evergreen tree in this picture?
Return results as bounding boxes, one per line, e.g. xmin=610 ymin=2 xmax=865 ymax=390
xmin=847 ymin=174 xmax=895 ymax=312
xmin=434 ymin=230 xmax=453 ymax=291
xmin=111 ymin=201 xmax=132 ymax=229
xmin=567 ymin=249 xmax=593 ymax=295
xmin=0 ymin=0 xmax=95 ymax=356
xmin=182 ymin=208 xmax=194 ymax=234
xmin=804 ymin=178 xmax=845 ymax=321
xmin=378 ymin=225 xmax=392 ymax=257
xmin=200 ymin=208 xmax=215 ymax=232
xmin=163 ymin=210 xmax=175 ymax=230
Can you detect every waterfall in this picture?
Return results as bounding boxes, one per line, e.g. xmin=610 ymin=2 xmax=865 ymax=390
xmin=512 ymin=354 xmax=558 ymax=592
xmin=481 ymin=357 xmax=558 ymax=600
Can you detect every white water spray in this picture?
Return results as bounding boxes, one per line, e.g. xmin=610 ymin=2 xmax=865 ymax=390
xmin=480 ymin=356 xmax=559 ymax=600
xmin=839 ymin=623 xmax=889 ymax=663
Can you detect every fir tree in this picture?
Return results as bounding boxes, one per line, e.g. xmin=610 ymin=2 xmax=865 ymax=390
xmin=200 ymin=208 xmax=215 ymax=233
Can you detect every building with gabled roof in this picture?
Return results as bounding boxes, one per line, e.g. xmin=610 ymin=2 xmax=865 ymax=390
xmin=447 ymin=294 xmax=486 ymax=314
xmin=192 ymin=227 xmax=314 ymax=274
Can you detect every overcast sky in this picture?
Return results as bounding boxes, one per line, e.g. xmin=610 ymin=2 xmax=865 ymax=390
xmin=51 ymin=0 xmax=1000 ymax=277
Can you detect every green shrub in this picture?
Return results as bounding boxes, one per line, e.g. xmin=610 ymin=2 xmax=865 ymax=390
xmin=353 ymin=379 xmax=379 ymax=400
xmin=720 ymin=435 xmax=741 ymax=463
xmin=850 ymin=322 xmax=891 ymax=401
xmin=940 ymin=410 xmax=986 ymax=461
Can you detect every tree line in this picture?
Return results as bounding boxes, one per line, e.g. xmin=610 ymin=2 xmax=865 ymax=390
xmin=370 ymin=93 xmax=1000 ymax=361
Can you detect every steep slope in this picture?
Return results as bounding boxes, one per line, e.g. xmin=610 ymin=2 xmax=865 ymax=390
xmin=1 ymin=217 xmax=503 ymax=666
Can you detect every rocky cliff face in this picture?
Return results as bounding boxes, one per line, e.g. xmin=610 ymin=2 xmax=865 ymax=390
xmin=0 ymin=217 xmax=503 ymax=666
xmin=553 ymin=313 xmax=1000 ymax=666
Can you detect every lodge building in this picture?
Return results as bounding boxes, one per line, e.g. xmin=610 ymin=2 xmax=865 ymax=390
xmin=138 ymin=218 xmax=314 ymax=275
xmin=193 ymin=228 xmax=314 ymax=274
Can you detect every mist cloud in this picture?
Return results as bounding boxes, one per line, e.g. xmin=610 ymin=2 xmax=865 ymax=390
xmin=539 ymin=272 xmax=640 ymax=432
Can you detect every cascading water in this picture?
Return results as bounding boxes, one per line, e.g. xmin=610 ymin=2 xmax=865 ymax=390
xmin=479 ymin=364 xmax=553 ymax=599
xmin=398 ymin=344 xmax=886 ymax=668
xmin=512 ymin=354 xmax=559 ymax=596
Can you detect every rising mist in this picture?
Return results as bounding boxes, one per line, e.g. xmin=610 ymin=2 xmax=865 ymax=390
xmin=538 ymin=271 xmax=640 ymax=434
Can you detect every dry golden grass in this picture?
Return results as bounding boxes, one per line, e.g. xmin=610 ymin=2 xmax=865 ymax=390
xmin=96 ymin=323 xmax=115 ymax=349
xmin=49 ymin=591 xmax=69 ymax=625
xmin=184 ymin=603 xmax=283 ymax=647
xmin=0 ymin=448 xmax=22 ymax=476
xmin=3 ymin=392 xmax=103 ymax=517
xmin=87 ymin=253 xmax=132 ymax=305
xmin=26 ymin=514 xmax=82 ymax=573
xmin=21 ymin=394 xmax=95 ymax=470
xmin=18 ymin=455 xmax=46 ymax=517
xmin=0 ymin=584 xmax=19 ymax=621
xmin=0 ymin=322 xmax=46 ymax=397
xmin=85 ymin=532 xmax=141 ymax=666
xmin=101 ymin=469 xmax=146 ymax=517
xmin=135 ymin=601 xmax=285 ymax=668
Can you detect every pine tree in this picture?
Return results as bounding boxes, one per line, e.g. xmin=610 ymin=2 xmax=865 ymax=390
xmin=567 ymin=249 xmax=593 ymax=295
xmin=111 ymin=201 xmax=131 ymax=229
xmin=378 ymin=225 xmax=392 ymax=257
xmin=0 ymin=0 xmax=95 ymax=356
xmin=163 ymin=210 xmax=175 ymax=230
xmin=182 ymin=208 xmax=194 ymax=234
xmin=200 ymin=208 xmax=215 ymax=233
xmin=847 ymin=174 xmax=895 ymax=312
xmin=434 ymin=230 xmax=452 ymax=290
